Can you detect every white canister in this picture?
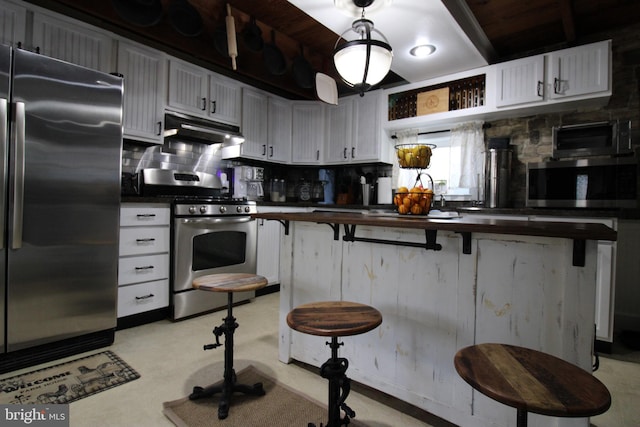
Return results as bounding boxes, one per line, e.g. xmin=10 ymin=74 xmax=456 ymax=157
xmin=377 ymin=177 xmax=392 ymax=204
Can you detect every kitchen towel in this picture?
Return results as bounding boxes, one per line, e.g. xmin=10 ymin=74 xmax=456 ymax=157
xmin=377 ymin=177 xmax=392 ymax=204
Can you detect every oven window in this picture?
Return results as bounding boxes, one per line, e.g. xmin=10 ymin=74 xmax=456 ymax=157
xmin=192 ymin=231 xmax=246 ymax=271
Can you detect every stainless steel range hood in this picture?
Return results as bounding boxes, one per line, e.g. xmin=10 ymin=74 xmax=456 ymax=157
xmin=164 ymin=111 xmax=244 ymax=146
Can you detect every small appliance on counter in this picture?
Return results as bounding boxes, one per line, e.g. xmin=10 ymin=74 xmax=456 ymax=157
xmin=318 ymin=169 xmax=335 ymax=204
xmin=232 ymin=166 xmax=264 ymax=200
xmin=485 ymin=138 xmax=512 ymax=208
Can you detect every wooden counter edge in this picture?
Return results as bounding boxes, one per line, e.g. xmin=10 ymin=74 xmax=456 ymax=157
xmin=252 ymin=212 xmax=617 ymax=242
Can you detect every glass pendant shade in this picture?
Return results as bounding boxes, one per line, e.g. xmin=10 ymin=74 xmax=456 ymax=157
xmin=334 ymin=17 xmax=392 ymax=95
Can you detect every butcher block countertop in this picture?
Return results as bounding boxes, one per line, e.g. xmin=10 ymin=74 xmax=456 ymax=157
xmin=251 ymin=211 xmax=617 ymax=241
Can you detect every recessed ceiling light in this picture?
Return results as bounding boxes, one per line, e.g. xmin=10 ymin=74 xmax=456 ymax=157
xmin=410 ymin=44 xmax=436 ymax=58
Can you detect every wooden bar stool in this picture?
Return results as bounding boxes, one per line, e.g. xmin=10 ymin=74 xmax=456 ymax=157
xmin=188 ymin=273 xmax=268 ymax=420
xmin=454 ymin=343 xmax=611 ymax=427
xmin=287 ymin=301 xmax=383 ymax=427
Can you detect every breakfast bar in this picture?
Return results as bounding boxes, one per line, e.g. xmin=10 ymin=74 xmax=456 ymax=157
xmin=253 ymin=211 xmax=616 ymax=427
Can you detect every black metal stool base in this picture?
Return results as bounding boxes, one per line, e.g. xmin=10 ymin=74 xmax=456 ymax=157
xmin=189 ymin=371 xmax=265 ymax=419
xmin=308 ymin=337 xmax=355 ymax=427
xmin=189 ymin=292 xmax=265 ymax=420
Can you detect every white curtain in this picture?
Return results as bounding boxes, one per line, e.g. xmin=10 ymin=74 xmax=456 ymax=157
xmin=392 ymin=129 xmax=419 ymax=189
xmin=450 ymin=121 xmax=485 ymax=199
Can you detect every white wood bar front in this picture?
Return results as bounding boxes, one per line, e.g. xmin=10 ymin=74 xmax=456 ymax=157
xmin=278 ymin=221 xmax=598 ymax=427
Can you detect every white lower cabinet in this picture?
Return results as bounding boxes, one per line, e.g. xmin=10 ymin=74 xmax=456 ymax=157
xmin=118 ymin=203 xmax=170 ymax=319
xmin=118 ymin=279 xmax=169 ymax=318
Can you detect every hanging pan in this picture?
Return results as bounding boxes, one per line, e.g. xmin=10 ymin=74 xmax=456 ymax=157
xmin=292 ymin=44 xmax=315 ymax=89
xmin=168 ymin=0 xmax=203 ymax=37
xmin=112 ymin=0 xmax=162 ymax=27
xmin=243 ymin=16 xmax=264 ymax=52
xmin=263 ymin=30 xmax=287 ymax=76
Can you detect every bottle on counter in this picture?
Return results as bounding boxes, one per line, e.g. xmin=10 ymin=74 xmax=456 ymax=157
xmin=269 ymin=179 xmax=287 ymax=202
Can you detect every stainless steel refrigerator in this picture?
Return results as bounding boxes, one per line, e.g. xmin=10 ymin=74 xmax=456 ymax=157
xmin=0 ymin=45 xmax=123 ymax=373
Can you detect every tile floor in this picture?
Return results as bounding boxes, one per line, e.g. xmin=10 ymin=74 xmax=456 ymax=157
xmin=5 ymin=291 xmax=640 ymax=427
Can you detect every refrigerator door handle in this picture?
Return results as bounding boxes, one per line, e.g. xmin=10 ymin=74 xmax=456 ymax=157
xmin=11 ymin=101 xmax=25 ymax=249
xmin=0 ymin=97 xmax=6 ymax=249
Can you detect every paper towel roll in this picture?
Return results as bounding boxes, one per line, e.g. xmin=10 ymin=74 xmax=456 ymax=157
xmin=377 ymin=177 xmax=392 ymax=204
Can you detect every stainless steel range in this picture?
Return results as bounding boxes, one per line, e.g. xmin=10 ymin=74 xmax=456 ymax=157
xmin=138 ymin=169 xmax=258 ymax=320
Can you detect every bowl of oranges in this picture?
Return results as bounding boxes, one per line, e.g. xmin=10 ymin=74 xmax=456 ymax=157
xmin=393 ymin=186 xmax=434 ymax=215
xmin=395 ymin=144 xmax=433 ymax=169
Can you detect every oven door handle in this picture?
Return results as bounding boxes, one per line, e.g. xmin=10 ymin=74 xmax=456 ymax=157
xmin=178 ymin=216 xmax=255 ymax=226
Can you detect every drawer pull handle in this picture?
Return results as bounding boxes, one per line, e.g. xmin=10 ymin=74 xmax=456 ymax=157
xmin=136 ymin=214 xmax=156 ymax=218
xmin=134 ymin=265 xmax=154 ymax=271
xmin=136 ymin=238 xmax=156 ymax=243
xmin=135 ymin=294 xmax=154 ymax=300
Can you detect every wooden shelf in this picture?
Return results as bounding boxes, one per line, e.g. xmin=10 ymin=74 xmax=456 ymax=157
xmin=388 ymin=74 xmax=485 ymax=121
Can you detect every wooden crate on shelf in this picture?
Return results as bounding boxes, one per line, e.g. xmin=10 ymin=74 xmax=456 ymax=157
xmin=416 ymin=87 xmax=450 ymax=116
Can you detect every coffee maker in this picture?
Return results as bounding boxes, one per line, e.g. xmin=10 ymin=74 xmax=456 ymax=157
xmin=232 ymin=166 xmax=264 ymax=200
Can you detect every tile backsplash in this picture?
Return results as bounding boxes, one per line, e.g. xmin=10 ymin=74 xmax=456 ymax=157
xmin=122 ymin=139 xmax=227 ymax=175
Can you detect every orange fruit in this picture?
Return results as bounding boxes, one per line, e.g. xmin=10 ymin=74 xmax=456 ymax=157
xmin=402 ymin=196 xmax=412 ymax=209
xmin=411 ymin=204 xmax=423 ymax=215
xmin=398 ymin=186 xmax=408 ymax=193
xmin=398 ymin=204 xmax=409 ymax=214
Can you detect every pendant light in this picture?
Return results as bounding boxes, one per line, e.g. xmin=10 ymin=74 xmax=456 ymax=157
xmin=333 ymin=0 xmax=393 ymax=96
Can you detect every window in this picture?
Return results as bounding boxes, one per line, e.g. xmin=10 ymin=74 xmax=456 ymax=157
xmin=397 ymin=132 xmax=480 ymax=200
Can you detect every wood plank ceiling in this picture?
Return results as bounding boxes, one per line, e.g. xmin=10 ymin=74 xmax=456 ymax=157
xmin=23 ymin=0 xmax=640 ymax=100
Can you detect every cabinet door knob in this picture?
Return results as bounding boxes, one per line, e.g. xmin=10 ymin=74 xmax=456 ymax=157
xmin=201 ymin=97 xmax=207 ymax=110
xmin=211 ymin=100 xmax=217 ymax=114
xmin=537 ymin=81 xmax=544 ymax=97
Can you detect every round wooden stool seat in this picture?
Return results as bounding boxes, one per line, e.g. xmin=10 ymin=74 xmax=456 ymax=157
xmin=287 ymin=301 xmax=383 ymax=427
xmin=192 ymin=273 xmax=268 ymax=293
xmin=287 ymin=301 xmax=383 ymax=337
xmin=188 ymin=273 xmax=268 ymax=420
xmin=454 ymin=343 xmax=611 ymax=427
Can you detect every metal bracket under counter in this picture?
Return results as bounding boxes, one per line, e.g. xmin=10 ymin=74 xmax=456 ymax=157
xmin=263 ymin=217 xmax=590 ymax=266
xmin=342 ymin=224 xmax=443 ymax=251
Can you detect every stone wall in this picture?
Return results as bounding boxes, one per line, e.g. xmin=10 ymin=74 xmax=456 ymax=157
xmin=484 ymin=23 xmax=640 ymax=207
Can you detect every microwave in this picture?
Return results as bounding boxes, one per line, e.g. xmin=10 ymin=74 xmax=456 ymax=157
xmin=552 ymin=120 xmax=632 ymax=159
xmin=526 ymin=157 xmax=639 ymax=208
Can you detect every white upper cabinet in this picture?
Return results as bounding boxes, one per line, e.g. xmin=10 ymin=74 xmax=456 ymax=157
xmin=496 ymin=40 xmax=610 ymax=108
xmin=324 ymin=99 xmax=354 ymax=164
xmin=167 ymin=58 xmax=240 ymax=125
xmin=267 ymin=96 xmax=292 ymax=163
xmin=291 ymin=101 xmax=325 ymax=164
xmin=167 ymin=59 xmax=208 ymax=115
xmin=0 ymin=0 xmax=26 ymax=47
xmin=116 ymin=40 xmax=167 ymax=144
xmin=208 ymin=74 xmax=241 ymax=125
xmin=352 ymin=92 xmax=385 ymax=162
xmin=238 ymin=88 xmax=269 ymax=160
xmin=325 ymin=91 xmax=390 ymax=164
xmin=548 ymin=40 xmax=610 ymax=99
xmin=495 ymin=54 xmax=546 ymax=107
xmin=225 ymin=89 xmax=291 ymax=163
xmin=31 ymin=11 xmax=112 ymax=73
